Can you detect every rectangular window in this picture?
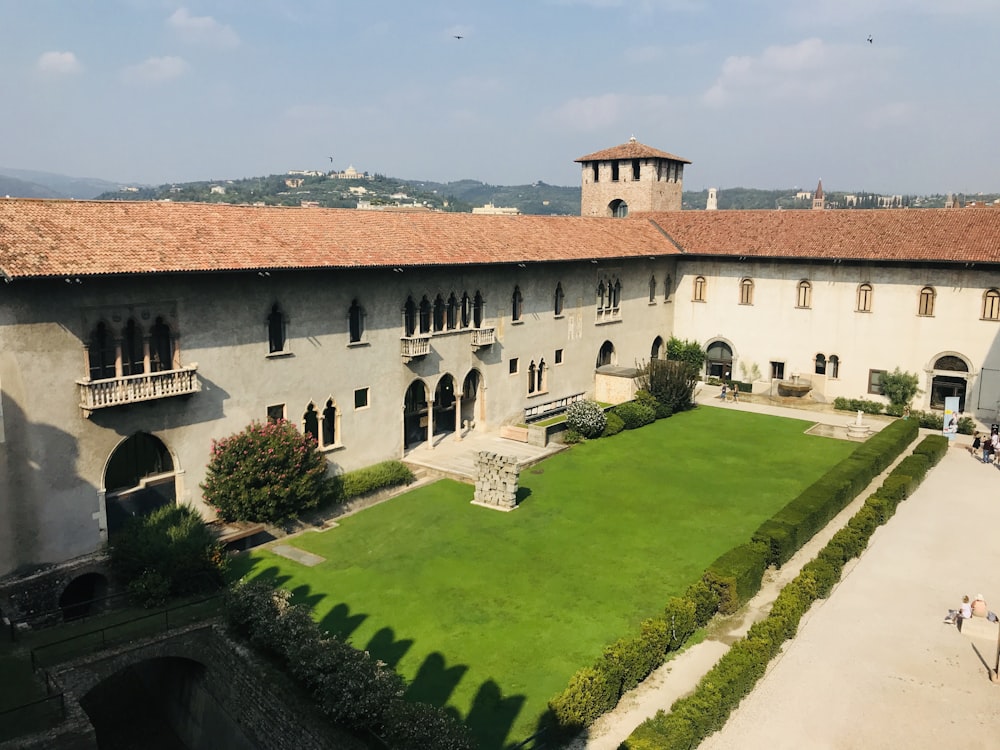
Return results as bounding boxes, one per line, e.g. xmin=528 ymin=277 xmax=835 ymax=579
xmin=770 ymin=361 xmax=785 ymax=380
xmin=266 ymin=404 xmax=285 ymax=423
xmin=554 ymin=349 xmax=564 ymax=365
xmin=868 ymin=369 xmax=886 ymax=395
xmin=509 ymin=357 xmax=519 ymax=375
xmin=354 ymin=387 xmax=369 ymax=409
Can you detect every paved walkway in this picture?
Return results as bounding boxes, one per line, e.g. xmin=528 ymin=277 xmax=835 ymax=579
xmin=402 ymin=430 xmax=565 ymax=480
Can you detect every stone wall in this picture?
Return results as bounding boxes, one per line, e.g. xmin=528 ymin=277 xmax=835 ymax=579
xmin=473 ymin=452 xmax=520 ymax=510
xmin=0 ymin=555 xmax=115 ymax=628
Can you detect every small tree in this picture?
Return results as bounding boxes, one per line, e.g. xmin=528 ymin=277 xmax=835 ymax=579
xmin=665 ymin=337 xmax=706 ymax=372
xmin=879 ymin=367 xmax=922 ymax=408
xmin=636 ymin=358 xmax=699 ymax=414
xmin=202 ymin=420 xmax=331 ymax=524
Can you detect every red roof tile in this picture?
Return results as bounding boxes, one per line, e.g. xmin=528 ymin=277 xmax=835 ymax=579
xmin=0 ymin=199 xmax=677 ymax=279
xmin=639 ymin=209 xmax=1000 ymax=263
xmin=575 ymin=139 xmax=691 ymax=164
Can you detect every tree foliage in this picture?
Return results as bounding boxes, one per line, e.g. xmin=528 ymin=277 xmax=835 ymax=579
xmin=566 ymin=399 xmax=608 ymax=439
xmin=879 ymin=367 xmax=922 ymax=407
xmin=202 ymin=420 xmax=331 ymax=524
xmin=636 ymin=359 xmax=699 ymax=414
xmin=665 ymin=337 xmax=706 ymax=371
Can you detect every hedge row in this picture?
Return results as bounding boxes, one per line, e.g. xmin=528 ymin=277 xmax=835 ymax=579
xmin=752 ymin=418 xmax=918 ymax=567
xmin=546 ymin=419 xmax=919 ymax=742
xmin=225 ymin=581 xmax=475 ymax=750
xmin=623 ymin=433 xmax=946 ymax=749
xmin=330 ymin=460 xmax=414 ymax=504
xmin=833 ymin=398 xmax=975 ymax=434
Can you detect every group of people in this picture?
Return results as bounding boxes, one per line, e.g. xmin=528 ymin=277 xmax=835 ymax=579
xmin=717 ymin=382 xmax=739 ymax=403
xmin=944 ymin=593 xmax=997 ymax=624
xmin=971 ymin=424 xmax=1000 ymax=463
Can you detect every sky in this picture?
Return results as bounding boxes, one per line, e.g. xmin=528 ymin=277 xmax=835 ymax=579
xmin=2 ymin=0 xmax=999 ymax=194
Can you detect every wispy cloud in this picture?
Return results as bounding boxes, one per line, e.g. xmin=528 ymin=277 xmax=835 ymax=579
xmin=542 ymin=93 xmax=672 ymax=132
xmin=168 ymin=8 xmax=240 ymax=48
xmin=122 ymin=56 xmax=190 ymax=84
xmin=549 ymin=0 xmax=705 ymax=10
xmin=702 ymin=38 xmax=877 ymax=107
xmin=37 ymin=51 xmax=81 ymax=75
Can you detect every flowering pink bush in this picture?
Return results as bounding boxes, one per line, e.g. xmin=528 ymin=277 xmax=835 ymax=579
xmin=202 ymin=420 xmax=330 ymax=523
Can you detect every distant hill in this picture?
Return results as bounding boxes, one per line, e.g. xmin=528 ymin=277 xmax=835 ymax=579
xmin=0 ymin=168 xmax=126 ymax=199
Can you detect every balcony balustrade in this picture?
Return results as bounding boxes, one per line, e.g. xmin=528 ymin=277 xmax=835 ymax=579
xmin=400 ymin=336 xmax=431 ymax=361
xmin=470 ymin=326 xmax=496 ymax=348
xmin=77 ymin=365 xmax=200 ymax=414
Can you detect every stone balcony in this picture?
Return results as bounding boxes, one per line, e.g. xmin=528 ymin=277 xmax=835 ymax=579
xmin=470 ymin=326 xmax=496 ymax=348
xmin=400 ymin=335 xmax=431 ymax=362
xmin=77 ymin=365 xmax=201 ymax=415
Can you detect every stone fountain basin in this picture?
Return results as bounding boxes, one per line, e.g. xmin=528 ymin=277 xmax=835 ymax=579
xmin=777 ymin=381 xmax=811 ymax=397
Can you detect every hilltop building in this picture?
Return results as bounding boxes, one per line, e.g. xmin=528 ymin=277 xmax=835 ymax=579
xmin=3 ymin=138 xmax=1000 ymax=605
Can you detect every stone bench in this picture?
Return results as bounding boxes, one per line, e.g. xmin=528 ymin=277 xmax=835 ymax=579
xmin=500 ymin=425 xmax=529 ymax=442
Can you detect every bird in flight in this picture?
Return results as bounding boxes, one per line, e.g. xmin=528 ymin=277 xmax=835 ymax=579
xmin=329 ymin=156 xmax=334 ymax=162
xmin=867 ymin=35 xmax=873 ymax=44
xmin=453 ymin=34 xmax=463 ymax=39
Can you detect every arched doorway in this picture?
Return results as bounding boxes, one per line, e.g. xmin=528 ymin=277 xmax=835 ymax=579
xmin=461 ymin=370 xmax=483 ymax=433
xmin=596 ymin=340 xmax=616 ymax=368
xmin=651 ymin=336 xmax=665 ymax=360
xmin=706 ymin=340 xmax=733 ymax=380
xmin=60 ymin=573 xmax=109 ymax=621
xmin=930 ymin=354 xmax=971 ymax=411
xmin=433 ymin=375 xmax=457 ymax=438
xmin=403 ymin=380 xmax=429 ymax=449
xmin=104 ymin=433 xmax=176 ymax=537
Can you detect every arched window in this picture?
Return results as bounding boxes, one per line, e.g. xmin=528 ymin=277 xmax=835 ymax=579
xmin=460 ymin=292 xmax=471 ymax=328
xmin=651 ymin=336 xmax=664 ymax=360
xmin=473 ymin=291 xmax=484 ymax=328
xmin=537 ymin=358 xmax=546 ymax=393
xmin=122 ymin=319 xmax=145 ymax=376
xmin=856 ymin=283 xmax=873 ymax=313
xmin=597 ymin=340 xmax=615 ymax=368
xmin=815 ymin=353 xmax=827 ymax=375
xmin=664 ymin=274 xmax=672 ymax=302
xmin=151 ymin=316 xmax=174 ymax=370
xmin=88 ymin=321 xmax=117 ymax=380
xmin=348 ymin=299 xmax=364 ymax=343
xmin=511 ymin=286 xmax=523 ymax=322
xmin=796 ymin=280 xmax=812 ymax=309
xmin=918 ymin=286 xmax=936 ymax=316
xmin=612 ymin=279 xmax=621 ymax=309
xmin=740 ymin=278 xmax=754 ymax=305
xmin=418 ymin=296 xmax=431 ymax=334
xmin=693 ymin=275 xmax=706 ymax=302
xmin=648 ymin=276 xmax=657 ymax=303
xmin=303 ymin=403 xmax=319 ymax=443
xmin=554 ymin=283 xmax=564 ymax=316
xmin=322 ymin=398 xmax=339 ymax=447
xmin=403 ymin=296 xmax=417 ymax=337
xmin=983 ymin=289 xmax=1000 ymax=320
xmin=267 ymin=304 xmax=286 ymax=353
xmin=610 ymin=200 xmax=628 ymax=218
xmin=527 ymin=360 xmax=536 ymax=394
xmin=596 ymin=280 xmax=606 ymax=310
xmin=433 ymin=294 xmax=446 ymax=332
xmin=446 ymin=293 xmax=458 ymax=330
xmin=829 ymin=355 xmax=840 ymax=379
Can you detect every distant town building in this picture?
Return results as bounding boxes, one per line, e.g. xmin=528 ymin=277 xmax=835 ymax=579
xmin=285 ymin=178 xmax=304 ymax=188
xmin=210 ymin=185 xmax=226 ymax=195
xmin=330 ymin=165 xmax=367 ymax=180
xmin=472 ymin=202 xmax=520 ymax=215
xmin=576 ymin=136 xmax=689 ymax=217
xmin=812 ymin=180 xmax=825 ymax=210
xmin=795 ymin=190 xmax=813 ymax=200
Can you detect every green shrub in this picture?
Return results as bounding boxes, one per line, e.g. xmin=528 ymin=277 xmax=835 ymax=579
xmin=833 ymin=397 xmax=885 ymax=415
xmin=202 ymin=420 xmax=331 ymax=524
xmin=916 ymin=410 xmax=944 ymax=430
xmin=601 ymin=412 xmax=625 ymax=437
xmin=893 ymin=453 xmax=930 ymax=483
xmin=548 ymin=666 xmax=617 ymax=735
xmin=332 ymin=460 xmax=414 ymax=503
xmin=634 ymin=389 xmax=659 ymax=414
xmin=612 ymin=401 xmax=657 ymax=430
xmin=108 ymin=504 xmax=226 ymax=607
xmin=379 ymin=702 xmax=476 ymax=750
xmin=565 ymin=399 xmax=607 ymax=439
xmin=957 ymin=416 xmax=976 ymax=435
xmin=912 ymin=434 xmax=948 ymax=465
xmin=681 ymin=581 xmax=719 ymax=627
xmin=704 ymin=542 xmax=769 ymax=614
xmin=655 ymin=401 xmax=674 ymax=419
xmin=636 ymin=358 xmax=699 ymax=414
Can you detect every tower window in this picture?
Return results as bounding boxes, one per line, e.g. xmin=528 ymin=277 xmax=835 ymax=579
xmin=631 ymin=159 xmax=640 ymax=181
xmin=611 ymin=162 xmax=619 ymax=182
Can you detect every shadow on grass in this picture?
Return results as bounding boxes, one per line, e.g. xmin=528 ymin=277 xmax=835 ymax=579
xmin=364 ymin=627 xmax=413 ymax=669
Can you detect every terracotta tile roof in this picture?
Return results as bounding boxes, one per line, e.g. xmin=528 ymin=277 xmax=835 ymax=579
xmin=639 ymin=209 xmax=1000 ymax=263
xmin=575 ymin=138 xmax=691 ymax=164
xmin=0 ymin=198 xmax=677 ymax=279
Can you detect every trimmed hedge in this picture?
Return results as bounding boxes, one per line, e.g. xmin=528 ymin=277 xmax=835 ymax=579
xmin=703 ymin=542 xmax=770 ymax=615
xmin=624 ymin=433 xmax=943 ymax=750
xmin=331 ymin=460 xmax=414 ymax=504
xmin=612 ymin=401 xmax=657 ymax=430
xmin=601 ymin=412 xmax=625 ymax=437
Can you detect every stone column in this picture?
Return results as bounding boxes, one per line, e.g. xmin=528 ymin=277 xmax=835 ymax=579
xmin=454 ymin=393 xmax=463 ymax=441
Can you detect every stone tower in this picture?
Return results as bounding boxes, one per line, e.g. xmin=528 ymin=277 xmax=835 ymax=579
xmin=812 ymin=179 xmax=825 ymax=210
xmin=706 ymin=188 xmax=718 ymax=211
xmin=575 ymin=136 xmax=691 ymax=217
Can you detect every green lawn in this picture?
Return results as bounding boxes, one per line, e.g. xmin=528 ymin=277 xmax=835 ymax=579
xmin=232 ymin=408 xmax=855 ymax=748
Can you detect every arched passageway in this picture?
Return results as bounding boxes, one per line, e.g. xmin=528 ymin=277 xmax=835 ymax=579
xmin=104 ymin=433 xmax=177 ymax=537
xmin=930 ymin=354 xmax=971 ymax=411
xmin=706 ymin=340 xmax=733 ymax=380
xmin=60 ymin=573 xmax=109 ymax=621
xmin=403 ymin=380 xmax=429 ymax=449
xmin=461 ymin=370 xmax=483 ymax=434
xmin=433 ymin=375 xmax=457 ymax=437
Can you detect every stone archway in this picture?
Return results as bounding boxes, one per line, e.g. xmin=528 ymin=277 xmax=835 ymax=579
xmin=928 ymin=353 xmax=972 ymax=411
xmin=59 ymin=572 xmax=109 ymax=621
xmin=597 ymin=340 xmax=616 ymax=368
xmin=433 ymin=374 xmax=457 ymax=439
xmin=103 ymin=433 xmax=177 ymax=537
xmin=651 ymin=336 xmax=665 ymax=360
xmin=460 ymin=369 xmax=484 ymax=437
xmin=403 ymin=379 xmax=430 ymax=449
xmin=705 ymin=340 xmax=734 ymax=380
